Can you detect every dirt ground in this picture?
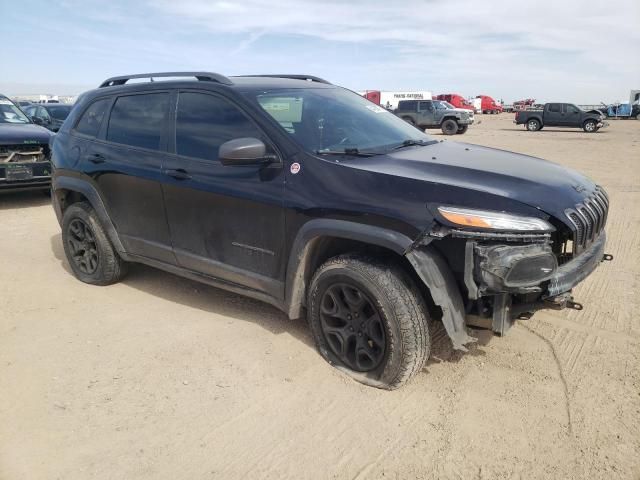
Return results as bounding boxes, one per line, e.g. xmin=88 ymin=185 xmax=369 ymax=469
xmin=1 ymin=115 xmax=639 ymax=480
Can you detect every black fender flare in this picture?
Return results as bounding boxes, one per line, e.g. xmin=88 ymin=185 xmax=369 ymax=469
xmin=284 ymin=219 xmax=413 ymax=319
xmin=405 ymin=247 xmax=477 ymax=351
xmin=53 ymin=175 xmax=126 ymax=254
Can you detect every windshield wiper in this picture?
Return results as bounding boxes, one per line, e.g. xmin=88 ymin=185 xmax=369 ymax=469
xmin=315 ymin=148 xmax=382 ymax=157
xmin=392 ymin=139 xmax=438 ymax=150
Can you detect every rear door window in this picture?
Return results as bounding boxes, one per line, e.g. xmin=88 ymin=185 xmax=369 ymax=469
xmin=400 ymin=100 xmax=418 ymax=111
xmin=107 ymin=93 xmax=169 ymax=150
xmin=548 ymin=104 xmax=561 ymax=113
xmin=175 ymin=92 xmax=262 ymax=162
xmin=75 ymin=98 xmax=110 ymax=137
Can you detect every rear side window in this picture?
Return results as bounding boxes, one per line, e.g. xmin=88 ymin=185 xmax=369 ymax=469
xmin=75 ymin=98 xmax=110 ymax=137
xmin=107 ymin=93 xmax=169 ymax=150
xmin=175 ymin=92 xmax=262 ymax=162
xmin=399 ymin=100 xmax=418 ymax=111
xmin=548 ymin=103 xmax=561 ymax=113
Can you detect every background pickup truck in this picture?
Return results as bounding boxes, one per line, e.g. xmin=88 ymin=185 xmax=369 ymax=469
xmin=515 ymin=103 xmax=607 ymax=133
xmin=394 ymin=99 xmax=474 ymax=135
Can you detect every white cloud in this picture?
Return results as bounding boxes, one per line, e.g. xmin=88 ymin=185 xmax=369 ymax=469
xmin=152 ymin=0 xmax=640 ymax=102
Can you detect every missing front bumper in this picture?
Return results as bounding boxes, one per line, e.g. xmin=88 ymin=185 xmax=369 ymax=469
xmin=466 ymin=232 xmax=611 ymax=335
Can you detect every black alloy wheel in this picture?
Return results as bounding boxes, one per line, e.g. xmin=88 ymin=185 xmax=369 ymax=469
xmin=67 ymin=218 xmax=99 ymax=274
xmin=319 ymin=282 xmax=386 ymax=372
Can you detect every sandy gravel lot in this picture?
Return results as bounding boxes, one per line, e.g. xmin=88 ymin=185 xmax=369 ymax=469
xmin=1 ymin=115 xmax=639 ymax=479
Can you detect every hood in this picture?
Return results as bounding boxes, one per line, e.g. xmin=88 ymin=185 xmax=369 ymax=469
xmin=0 ymin=123 xmax=54 ymax=144
xmin=448 ymin=108 xmax=473 ymax=116
xmin=342 ymin=140 xmax=596 ymax=221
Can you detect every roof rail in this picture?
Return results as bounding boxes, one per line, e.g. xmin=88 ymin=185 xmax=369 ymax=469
xmin=99 ymin=72 xmax=233 ymax=88
xmin=236 ymin=74 xmax=332 ymax=85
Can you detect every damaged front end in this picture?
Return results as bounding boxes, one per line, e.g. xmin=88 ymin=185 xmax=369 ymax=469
xmin=406 ymin=193 xmax=613 ymax=349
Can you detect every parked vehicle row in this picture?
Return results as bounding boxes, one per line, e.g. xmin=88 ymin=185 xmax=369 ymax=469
xmin=44 ymin=71 xmax=612 ymax=389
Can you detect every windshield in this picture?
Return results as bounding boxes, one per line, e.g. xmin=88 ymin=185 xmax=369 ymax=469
xmin=0 ymin=100 xmax=31 ymax=124
xmin=46 ymin=105 xmax=72 ymax=120
xmin=246 ymin=87 xmax=433 ymax=153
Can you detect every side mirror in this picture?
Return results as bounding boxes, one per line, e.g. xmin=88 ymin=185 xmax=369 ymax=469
xmin=219 ymin=137 xmax=272 ymax=166
xmin=32 ymin=116 xmax=43 ymax=125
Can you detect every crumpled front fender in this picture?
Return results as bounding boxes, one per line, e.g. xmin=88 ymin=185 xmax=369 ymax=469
xmin=406 ymin=247 xmax=477 ymax=351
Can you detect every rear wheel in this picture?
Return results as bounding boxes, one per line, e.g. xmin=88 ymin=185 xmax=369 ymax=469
xmin=456 ymin=125 xmax=468 ymax=134
xmin=526 ymin=119 xmax=541 ymax=131
xmin=583 ymin=119 xmax=598 ymax=133
xmin=441 ymin=119 xmax=459 ymax=135
xmin=308 ymin=254 xmax=430 ymax=390
xmin=62 ymin=202 xmax=127 ymax=285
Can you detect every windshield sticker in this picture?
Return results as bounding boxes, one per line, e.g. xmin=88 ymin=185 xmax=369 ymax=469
xmin=258 ymin=96 xmax=303 ymax=123
xmin=290 ymin=162 xmax=301 ymax=174
xmin=0 ymin=100 xmax=13 ymax=105
xmin=365 ymin=105 xmax=386 ymax=113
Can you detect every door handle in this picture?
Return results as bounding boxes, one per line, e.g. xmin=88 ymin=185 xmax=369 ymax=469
xmin=163 ymin=168 xmax=192 ymax=180
xmin=88 ymin=153 xmax=105 ymax=164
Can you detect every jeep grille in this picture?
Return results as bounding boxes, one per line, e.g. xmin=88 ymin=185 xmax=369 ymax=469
xmin=565 ymin=186 xmax=609 ymax=254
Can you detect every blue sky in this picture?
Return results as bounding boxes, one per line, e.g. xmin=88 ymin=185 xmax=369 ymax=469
xmin=2 ymin=0 xmax=639 ymax=103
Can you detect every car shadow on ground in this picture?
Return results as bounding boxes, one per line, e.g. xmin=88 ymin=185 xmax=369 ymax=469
xmin=50 ymin=232 xmax=488 ymax=367
xmin=0 ymin=190 xmax=50 ymax=210
xmin=498 ymin=128 xmax=609 ymax=134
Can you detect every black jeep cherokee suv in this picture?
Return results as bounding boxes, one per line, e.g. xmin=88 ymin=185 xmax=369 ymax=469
xmin=1 ymin=95 xmax=53 ymax=191
xmin=51 ymin=72 xmax=612 ymax=389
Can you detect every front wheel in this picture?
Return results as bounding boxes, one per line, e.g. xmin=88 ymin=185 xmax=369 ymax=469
xmin=62 ymin=202 xmax=127 ymax=285
xmin=441 ymin=119 xmax=459 ymax=135
xmin=308 ymin=254 xmax=430 ymax=390
xmin=583 ymin=119 xmax=598 ymax=133
xmin=456 ymin=125 xmax=469 ymax=134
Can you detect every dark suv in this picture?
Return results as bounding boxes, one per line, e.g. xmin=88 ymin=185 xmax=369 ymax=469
xmin=1 ymin=95 xmax=53 ymax=191
xmin=51 ymin=72 xmax=612 ymax=389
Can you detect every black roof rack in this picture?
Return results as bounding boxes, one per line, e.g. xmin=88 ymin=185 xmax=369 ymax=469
xmin=236 ymin=74 xmax=331 ymax=84
xmin=99 ymin=72 xmax=233 ymax=88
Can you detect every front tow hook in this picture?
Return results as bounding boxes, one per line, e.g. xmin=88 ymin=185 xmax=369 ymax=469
xmin=544 ymin=293 xmax=583 ymax=311
xmin=566 ymin=300 xmax=583 ymax=311
xmin=602 ymin=253 xmax=614 ymax=261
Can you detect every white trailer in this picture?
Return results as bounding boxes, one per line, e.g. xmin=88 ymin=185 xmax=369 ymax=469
xmin=358 ymin=91 xmax=432 ymax=110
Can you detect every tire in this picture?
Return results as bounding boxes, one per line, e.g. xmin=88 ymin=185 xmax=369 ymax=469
xmin=441 ymin=119 xmax=459 ymax=135
xmin=583 ymin=119 xmax=598 ymax=133
xmin=526 ymin=118 xmax=541 ymax=131
xmin=308 ymin=254 xmax=430 ymax=390
xmin=61 ymin=202 xmax=127 ymax=285
xmin=635 ymin=113 xmax=640 ymax=120
xmin=456 ymin=125 xmax=468 ymax=134
xmin=402 ymin=116 xmax=415 ymax=125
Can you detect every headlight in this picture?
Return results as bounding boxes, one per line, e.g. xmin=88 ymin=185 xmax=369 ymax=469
xmin=437 ymin=206 xmax=554 ymax=231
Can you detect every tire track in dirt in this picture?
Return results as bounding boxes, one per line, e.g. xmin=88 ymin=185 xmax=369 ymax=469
xmin=521 ymin=324 xmax=573 ymax=434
